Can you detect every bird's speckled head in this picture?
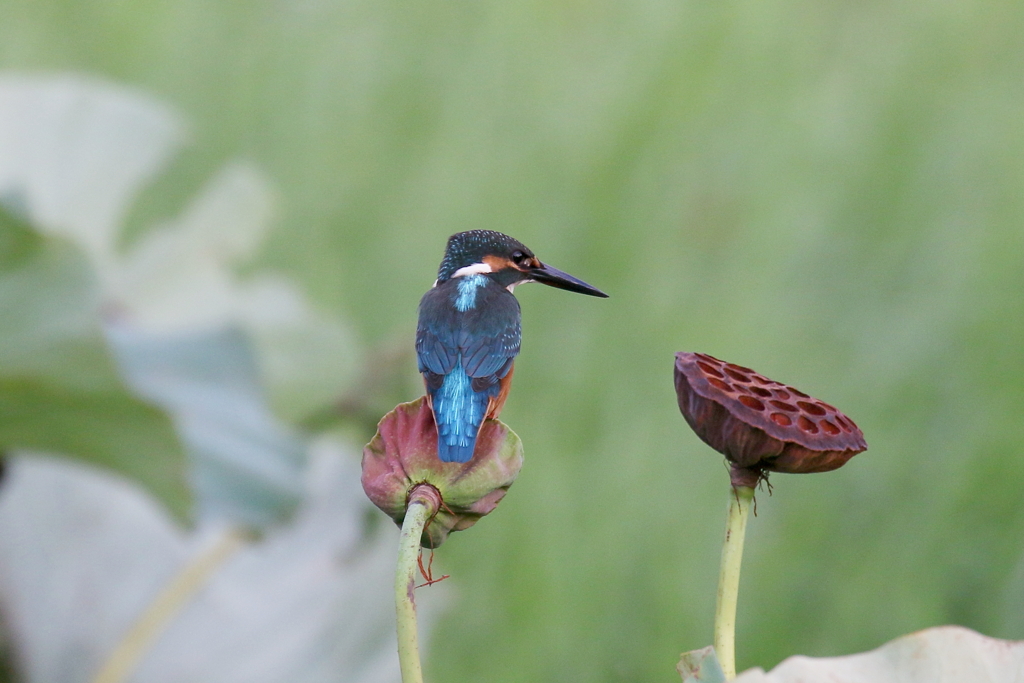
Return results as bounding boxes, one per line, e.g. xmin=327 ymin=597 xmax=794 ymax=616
xmin=436 ymin=230 xmax=537 ymax=283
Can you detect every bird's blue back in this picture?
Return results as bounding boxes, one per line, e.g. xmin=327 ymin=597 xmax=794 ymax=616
xmin=416 ymin=275 xmax=521 ymax=462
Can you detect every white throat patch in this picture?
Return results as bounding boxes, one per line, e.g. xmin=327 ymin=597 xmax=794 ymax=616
xmin=451 ymin=262 xmax=493 ymax=278
xmin=507 ymin=278 xmax=534 ymax=293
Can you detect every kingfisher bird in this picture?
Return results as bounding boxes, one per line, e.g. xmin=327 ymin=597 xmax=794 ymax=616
xmin=416 ymin=230 xmax=608 ymax=463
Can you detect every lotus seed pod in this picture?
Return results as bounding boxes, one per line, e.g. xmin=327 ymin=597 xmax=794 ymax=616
xmin=674 ymin=352 xmax=866 ymax=484
xmin=361 ymin=396 xmax=523 ymax=548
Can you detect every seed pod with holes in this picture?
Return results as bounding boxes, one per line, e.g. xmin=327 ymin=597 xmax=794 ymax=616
xmin=674 ymin=352 xmax=866 ymax=486
xmin=361 ymin=396 xmax=524 ymax=548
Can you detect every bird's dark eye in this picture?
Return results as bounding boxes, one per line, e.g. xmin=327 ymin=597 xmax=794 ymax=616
xmin=512 ymin=251 xmax=527 ymax=264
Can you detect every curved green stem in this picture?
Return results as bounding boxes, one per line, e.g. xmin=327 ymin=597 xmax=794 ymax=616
xmin=714 ymin=485 xmax=754 ymax=680
xmin=395 ymin=485 xmax=441 ymax=683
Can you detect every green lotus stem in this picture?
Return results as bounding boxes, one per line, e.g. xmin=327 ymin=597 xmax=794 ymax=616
xmin=91 ymin=527 xmax=246 ymax=683
xmin=714 ymin=485 xmax=754 ymax=680
xmin=395 ymin=485 xmax=441 ymax=683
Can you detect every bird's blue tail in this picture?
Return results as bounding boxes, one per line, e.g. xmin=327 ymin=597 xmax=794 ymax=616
xmin=430 ymin=361 xmax=493 ymax=463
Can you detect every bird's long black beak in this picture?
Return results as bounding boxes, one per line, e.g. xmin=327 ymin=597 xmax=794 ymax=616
xmin=529 ymin=262 xmax=608 ymax=298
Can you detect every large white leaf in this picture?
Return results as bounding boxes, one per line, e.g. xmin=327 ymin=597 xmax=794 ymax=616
xmin=129 ymin=438 xmax=411 ymax=683
xmin=0 ymin=74 xmax=183 ymax=273
xmin=0 ymin=442 xmax=429 ymax=683
xmin=0 ymin=456 xmax=190 ymax=683
xmin=733 ymin=626 xmax=1024 ymax=682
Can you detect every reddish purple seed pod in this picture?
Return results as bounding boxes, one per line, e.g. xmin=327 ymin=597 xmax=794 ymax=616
xmin=674 ymin=352 xmax=866 ymax=485
xmin=361 ymin=396 xmax=523 ymax=548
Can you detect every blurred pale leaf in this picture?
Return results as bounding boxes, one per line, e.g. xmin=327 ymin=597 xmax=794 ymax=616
xmin=106 ymin=326 xmax=305 ymax=528
xmin=109 ymin=162 xmax=276 ymax=333
xmin=0 ymin=74 xmax=183 ymax=273
xmin=0 ymin=68 xmax=399 ymax=683
xmin=0 ymin=74 xmax=362 ymax=525
xmin=132 ymin=438 xmax=416 ymax=683
xmin=0 ymin=443 xmax=418 ymax=683
xmin=234 ymin=275 xmax=360 ymax=422
xmin=2 ymin=77 xmax=365 ymax=420
xmin=0 ymin=207 xmax=189 ymax=517
xmin=106 ymin=160 xmax=361 ymax=418
xmin=0 ymin=456 xmax=187 ymax=683
xmin=733 ymin=627 xmax=1024 ymax=683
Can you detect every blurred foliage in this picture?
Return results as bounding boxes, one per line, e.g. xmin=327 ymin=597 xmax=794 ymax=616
xmin=0 ymin=205 xmax=190 ymax=517
xmin=0 ymin=77 xmax=412 ymax=683
xmin=2 ymin=1 xmax=1024 ymax=682
xmin=0 ymin=447 xmax=415 ymax=683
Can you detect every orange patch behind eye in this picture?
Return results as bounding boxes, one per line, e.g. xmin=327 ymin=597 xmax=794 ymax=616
xmin=483 ymin=254 xmax=515 ymax=271
xmin=482 ymin=253 xmax=538 ymax=271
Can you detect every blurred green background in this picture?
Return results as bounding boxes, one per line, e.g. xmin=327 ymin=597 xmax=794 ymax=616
xmin=3 ymin=0 xmax=1024 ymax=681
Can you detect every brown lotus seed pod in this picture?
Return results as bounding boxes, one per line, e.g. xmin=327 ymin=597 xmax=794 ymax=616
xmin=674 ymin=352 xmax=866 ymax=485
